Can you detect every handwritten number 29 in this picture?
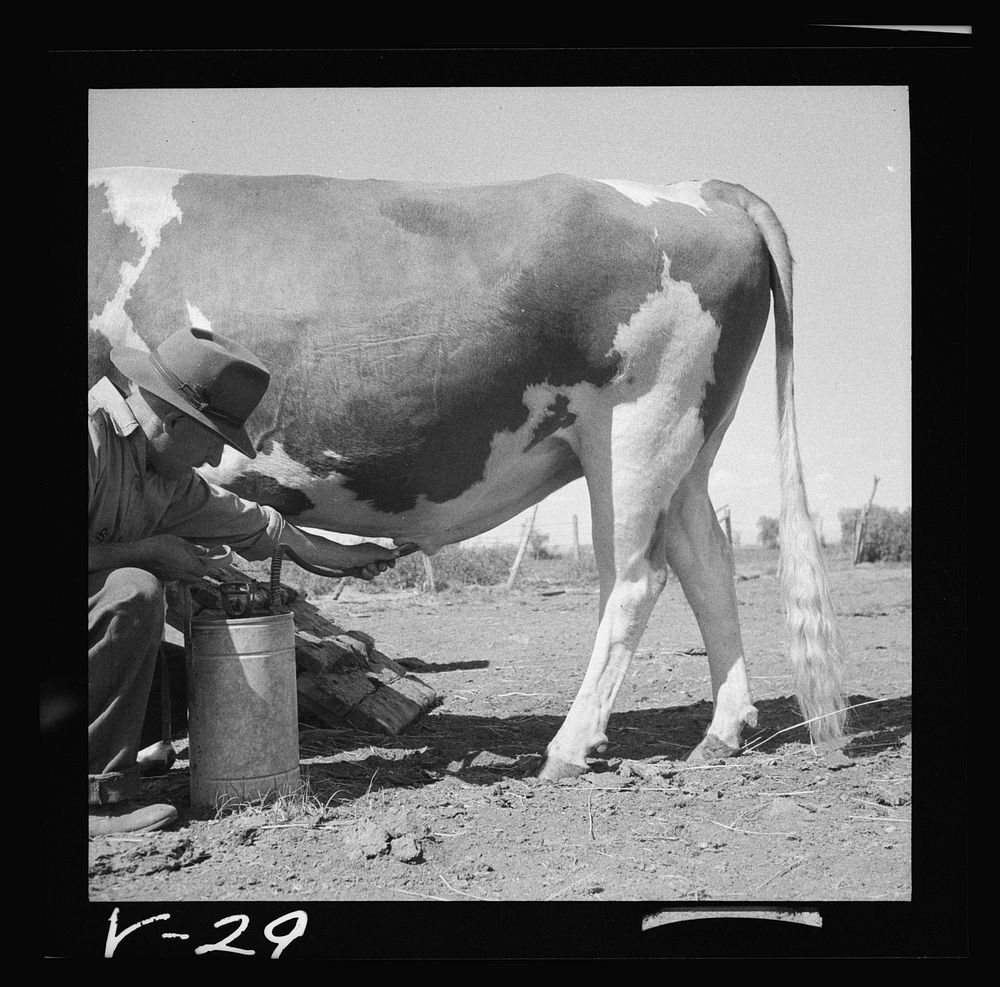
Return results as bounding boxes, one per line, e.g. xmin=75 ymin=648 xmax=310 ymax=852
xmin=196 ymin=911 xmax=308 ymax=958
xmin=105 ymin=908 xmax=308 ymax=957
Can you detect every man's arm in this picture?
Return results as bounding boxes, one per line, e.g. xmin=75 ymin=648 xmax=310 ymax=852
xmin=155 ymin=474 xmax=402 ymax=579
xmin=275 ymin=521 xmax=402 ymax=580
xmin=89 ymin=534 xmax=215 ymax=584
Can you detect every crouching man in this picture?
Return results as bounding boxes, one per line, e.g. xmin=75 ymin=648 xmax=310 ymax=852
xmin=89 ymin=326 xmax=398 ymax=836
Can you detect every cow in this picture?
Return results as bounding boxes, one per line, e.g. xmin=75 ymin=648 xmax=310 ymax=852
xmin=88 ymin=167 xmax=845 ymax=781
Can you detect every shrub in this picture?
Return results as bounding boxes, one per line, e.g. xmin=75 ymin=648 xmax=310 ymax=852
xmin=424 ymin=544 xmax=519 ymax=588
xmin=839 ymin=508 xmax=860 ymax=549
xmin=273 ymin=543 xmax=521 ymax=597
xmin=757 ymin=515 xmax=780 ymax=549
xmin=529 ymin=531 xmax=559 ymax=560
xmin=838 ymin=505 xmax=912 ymax=562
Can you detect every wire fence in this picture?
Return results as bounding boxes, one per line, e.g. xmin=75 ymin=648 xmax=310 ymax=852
xmin=462 ymin=512 xmax=822 ymax=552
xmin=287 ymin=508 xmax=848 ymax=599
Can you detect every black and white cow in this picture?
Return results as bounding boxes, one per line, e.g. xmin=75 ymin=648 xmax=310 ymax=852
xmin=88 ymin=167 xmax=845 ymax=780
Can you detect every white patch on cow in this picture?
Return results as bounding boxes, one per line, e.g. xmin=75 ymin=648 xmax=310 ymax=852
xmin=596 ymin=178 xmax=711 ymax=215
xmin=521 ymin=382 xmax=566 ymax=427
xmin=196 ymin=444 xmax=253 ymax=486
xmin=610 ymin=254 xmax=718 ymax=465
xmin=185 ymin=301 xmax=213 ymax=331
xmin=300 ymin=526 xmax=398 ymax=550
xmin=612 ymin=253 xmax=718 ymax=390
xmin=197 ymin=440 xmax=315 ymax=493
xmin=566 ymin=252 xmax=720 ymax=554
xmin=89 ymin=167 xmax=188 ymax=349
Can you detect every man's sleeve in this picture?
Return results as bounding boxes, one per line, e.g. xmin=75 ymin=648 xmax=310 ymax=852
xmin=88 ymin=417 xmax=101 ymax=509
xmin=154 ymin=472 xmax=285 ymax=562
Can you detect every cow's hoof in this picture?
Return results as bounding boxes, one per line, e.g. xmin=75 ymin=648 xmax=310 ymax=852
xmin=536 ymin=756 xmax=589 ymax=783
xmin=686 ymin=735 xmax=741 ymax=765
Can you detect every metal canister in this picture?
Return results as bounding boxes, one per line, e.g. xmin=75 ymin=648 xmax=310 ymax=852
xmin=185 ymin=611 xmax=300 ymax=812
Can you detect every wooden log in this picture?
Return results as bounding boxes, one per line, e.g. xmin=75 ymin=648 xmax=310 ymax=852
xmin=297 ymin=668 xmax=374 ymax=720
xmin=370 ymin=649 xmax=440 ymax=707
xmin=287 ymin=592 xmax=440 ymax=732
xmin=347 ymin=688 xmax=427 ymax=736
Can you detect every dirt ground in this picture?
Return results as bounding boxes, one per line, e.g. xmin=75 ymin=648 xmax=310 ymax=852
xmin=88 ymin=550 xmax=911 ymax=906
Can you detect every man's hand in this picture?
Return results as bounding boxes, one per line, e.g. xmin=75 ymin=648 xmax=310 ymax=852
xmin=131 ymin=534 xmax=216 ymax=584
xmin=89 ymin=534 xmax=215 ymax=582
xmin=281 ymin=530 xmax=405 ymax=580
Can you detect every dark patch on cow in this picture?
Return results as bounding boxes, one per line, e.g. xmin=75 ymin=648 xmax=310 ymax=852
xmin=233 ymin=178 xmax=657 ymax=514
xmin=526 ymin=394 xmax=578 ymax=451
xmin=380 ymin=196 xmax=477 ymax=239
xmin=271 ymin=285 xmax=619 ymax=510
xmin=87 ymin=328 xmax=115 ymax=389
xmin=697 ymin=182 xmax=773 ymax=438
xmin=88 ymin=183 xmax=144 ymax=322
xmin=699 ymin=266 xmax=770 ymax=438
xmin=222 ymin=472 xmax=315 ymax=516
xmin=644 ymin=182 xmax=772 ymax=440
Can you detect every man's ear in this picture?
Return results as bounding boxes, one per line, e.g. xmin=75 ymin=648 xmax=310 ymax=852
xmin=162 ymin=409 xmax=188 ymax=434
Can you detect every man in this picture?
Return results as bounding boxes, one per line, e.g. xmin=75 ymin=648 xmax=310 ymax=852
xmin=89 ymin=326 xmax=399 ymax=837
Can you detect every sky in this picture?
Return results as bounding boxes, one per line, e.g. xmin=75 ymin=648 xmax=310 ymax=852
xmin=88 ymin=85 xmax=912 ymax=548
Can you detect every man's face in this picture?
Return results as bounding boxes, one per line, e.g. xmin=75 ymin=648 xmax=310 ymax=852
xmin=147 ymin=412 xmax=227 ymax=479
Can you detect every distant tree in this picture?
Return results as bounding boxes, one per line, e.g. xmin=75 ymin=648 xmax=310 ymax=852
xmin=529 ymin=530 xmax=558 ymax=560
xmin=839 ymin=508 xmax=861 ymax=550
xmin=839 ymin=505 xmax=911 ymax=562
xmin=757 ymin=515 xmax=780 ymax=549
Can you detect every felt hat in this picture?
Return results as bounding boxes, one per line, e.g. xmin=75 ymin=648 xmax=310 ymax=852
xmin=111 ymin=327 xmax=270 ymax=459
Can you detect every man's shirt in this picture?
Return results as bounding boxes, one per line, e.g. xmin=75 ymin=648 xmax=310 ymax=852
xmin=88 ymin=377 xmax=283 ymax=561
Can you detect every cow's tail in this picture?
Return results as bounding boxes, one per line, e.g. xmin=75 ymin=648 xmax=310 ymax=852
xmin=735 ymin=186 xmax=847 ymax=742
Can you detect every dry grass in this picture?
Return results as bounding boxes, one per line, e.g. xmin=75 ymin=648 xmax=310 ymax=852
xmin=208 ymin=777 xmax=348 ymax=827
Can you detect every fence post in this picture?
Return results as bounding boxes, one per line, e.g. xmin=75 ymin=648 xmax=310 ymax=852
xmin=421 ymin=553 xmax=437 ymax=593
xmin=853 ymin=475 xmax=880 ymax=565
xmin=572 ymin=514 xmax=582 ymax=564
xmin=506 ymin=505 xmax=538 ymax=589
xmin=720 ymin=505 xmax=732 ymax=545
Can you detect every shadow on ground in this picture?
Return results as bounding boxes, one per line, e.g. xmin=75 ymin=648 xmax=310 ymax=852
xmin=396 ymin=659 xmax=490 ymax=673
xmin=146 ymin=692 xmax=911 ymax=817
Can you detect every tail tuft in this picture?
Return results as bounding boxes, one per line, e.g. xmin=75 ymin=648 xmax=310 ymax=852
xmin=736 ymin=184 xmax=848 ymax=743
xmin=779 ymin=488 xmax=847 ymax=741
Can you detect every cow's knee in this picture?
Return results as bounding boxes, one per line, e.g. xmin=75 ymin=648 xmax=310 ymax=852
xmin=664 ymin=487 xmax=730 ymax=574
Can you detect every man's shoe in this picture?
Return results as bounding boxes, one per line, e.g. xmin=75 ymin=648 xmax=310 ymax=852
xmin=89 ymin=801 xmax=178 ymax=837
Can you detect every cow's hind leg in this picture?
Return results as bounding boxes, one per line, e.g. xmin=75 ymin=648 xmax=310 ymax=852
xmin=661 ymin=471 xmax=758 ymax=761
xmin=539 ymin=409 xmax=696 ymax=780
xmin=536 ymin=241 xmax=753 ymax=780
xmin=538 ymin=478 xmax=676 ymax=781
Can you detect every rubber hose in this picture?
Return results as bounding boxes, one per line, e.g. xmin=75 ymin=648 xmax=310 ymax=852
xmin=282 ymin=546 xmax=361 ymax=580
xmin=270 ymin=546 xmax=284 ymax=613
